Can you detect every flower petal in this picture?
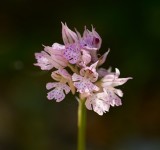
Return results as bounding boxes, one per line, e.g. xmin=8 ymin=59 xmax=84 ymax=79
xmin=63 ymin=44 xmax=81 ymax=64
xmin=44 ymin=46 xmax=68 ymax=66
xmin=72 ymin=73 xmax=83 ymax=81
xmin=92 ymin=99 xmax=110 ymax=115
xmin=72 ymin=73 xmax=99 ymax=93
xmin=105 ymin=89 xmax=122 ymax=106
xmin=79 ymin=50 xmax=91 ymax=66
xmin=80 ymin=26 xmax=102 ymax=50
xmin=80 ymin=61 xmax=99 ymax=82
xmin=51 ymin=69 xmax=71 ymax=81
xmin=97 ymin=67 xmax=111 ymax=78
xmin=52 ymin=43 xmax=65 ymax=50
xmin=113 ymin=88 xmax=123 ymax=97
xmin=101 ymin=68 xmax=132 ymax=87
xmin=85 ymin=93 xmax=110 ymax=115
xmin=85 ymin=97 xmax=93 ymax=110
xmin=74 ymin=80 xmax=99 ymax=93
xmin=62 ymin=22 xmax=78 ymax=44
xmin=34 ymin=51 xmax=56 ymax=70
xmin=98 ymin=49 xmax=110 ymax=66
xmin=46 ymin=82 xmax=57 ymax=90
xmin=46 ymin=82 xmax=70 ymax=102
xmin=47 ymin=88 xmax=65 ymax=102
xmin=111 ymin=77 xmax=133 ymax=87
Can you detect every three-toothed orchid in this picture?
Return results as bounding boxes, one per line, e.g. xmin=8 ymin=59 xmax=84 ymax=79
xmin=34 ymin=23 xmax=132 ymax=115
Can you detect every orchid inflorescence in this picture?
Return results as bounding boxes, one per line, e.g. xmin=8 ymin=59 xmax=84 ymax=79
xmin=34 ymin=23 xmax=132 ymax=115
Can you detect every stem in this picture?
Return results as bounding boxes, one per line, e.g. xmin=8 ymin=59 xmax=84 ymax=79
xmin=77 ymin=99 xmax=86 ymax=150
xmin=68 ymin=64 xmax=79 ymax=74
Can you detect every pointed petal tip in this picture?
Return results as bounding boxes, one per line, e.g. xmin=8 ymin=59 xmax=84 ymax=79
xmin=115 ymin=68 xmax=120 ymax=76
xmin=91 ymin=24 xmax=94 ymax=29
xmin=61 ymin=22 xmax=68 ymax=29
xmin=98 ymin=49 xmax=110 ymax=66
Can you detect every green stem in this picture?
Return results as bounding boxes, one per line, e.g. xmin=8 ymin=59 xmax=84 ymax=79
xmin=77 ymin=99 xmax=86 ymax=150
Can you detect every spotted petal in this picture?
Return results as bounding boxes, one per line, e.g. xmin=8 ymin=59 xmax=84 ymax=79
xmin=51 ymin=69 xmax=75 ymax=94
xmin=72 ymin=73 xmax=99 ymax=94
xmin=46 ymin=82 xmax=70 ymax=102
xmin=85 ymin=92 xmax=110 ymax=115
xmin=34 ymin=51 xmax=60 ymax=70
xmin=104 ymin=88 xmax=122 ymax=106
xmin=63 ymin=44 xmax=81 ymax=64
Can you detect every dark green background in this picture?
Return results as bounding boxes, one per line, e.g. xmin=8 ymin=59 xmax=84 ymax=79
xmin=0 ymin=0 xmax=160 ymax=150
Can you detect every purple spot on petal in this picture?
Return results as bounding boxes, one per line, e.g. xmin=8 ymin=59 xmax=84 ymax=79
xmin=95 ymin=38 xmax=99 ymax=44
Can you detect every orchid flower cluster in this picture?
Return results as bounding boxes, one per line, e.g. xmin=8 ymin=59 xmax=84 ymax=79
xmin=34 ymin=23 xmax=132 ymax=115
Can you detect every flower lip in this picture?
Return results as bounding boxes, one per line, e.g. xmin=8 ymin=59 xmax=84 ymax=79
xmin=72 ymin=73 xmax=99 ymax=94
xmin=46 ymin=82 xmax=71 ymax=102
xmin=63 ymin=43 xmax=81 ymax=64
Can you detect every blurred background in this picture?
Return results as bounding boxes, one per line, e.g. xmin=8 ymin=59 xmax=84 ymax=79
xmin=0 ymin=0 xmax=160 ymax=150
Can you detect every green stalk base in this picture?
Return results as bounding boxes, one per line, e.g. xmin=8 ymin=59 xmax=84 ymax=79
xmin=77 ymin=99 xmax=86 ymax=150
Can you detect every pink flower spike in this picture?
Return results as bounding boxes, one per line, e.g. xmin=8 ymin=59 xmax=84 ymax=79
xmin=62 ymin=22 xmax=78 ymax=45
xmin=46 ymin=82 xmax=70 ymax=102
xmin=63 ymin=44 xmax=81 ymax=64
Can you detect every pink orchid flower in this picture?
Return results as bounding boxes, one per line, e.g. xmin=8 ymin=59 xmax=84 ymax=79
xmin=34 ymin=43 xmax=67 ymax=70
xmin=34 ymin=23 xmax=132 ymax=115
xmin=46 ymin=69 xmax=75 ymax=102
xmin=85 ymin=68 xmax=132 ymax=115
xmin=72 ymin=62 xmax=99 ymax=94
